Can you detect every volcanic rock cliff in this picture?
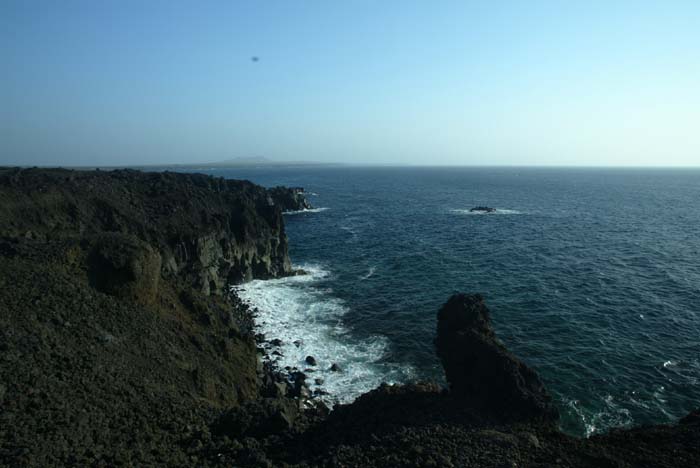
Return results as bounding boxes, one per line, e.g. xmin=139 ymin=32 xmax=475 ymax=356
xmin=0 ymin=168 xmax=304 ymax=465
xmin=0 ymin=168 xmax=697 ymax=467
xmin=0 ymin=168 xmax=295 ymax=293
xmin=268 ymin=186 xmax=312 ymax=212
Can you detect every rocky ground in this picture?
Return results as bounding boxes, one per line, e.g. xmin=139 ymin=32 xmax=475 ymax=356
xmin=0 ymin=168 xmax=697 ymax=467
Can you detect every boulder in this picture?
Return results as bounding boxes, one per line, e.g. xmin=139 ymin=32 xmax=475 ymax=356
xmin=213 ymin=398 xmax=300 ymax=438
xmin=435 ymin=294 xmax=559 ymax=422
xmin=88 ymin=233 xmax=161 ymax=304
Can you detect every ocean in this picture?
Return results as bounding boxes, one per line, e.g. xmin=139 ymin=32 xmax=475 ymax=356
xmin=202 ymin=166 xmax=699 ymax=437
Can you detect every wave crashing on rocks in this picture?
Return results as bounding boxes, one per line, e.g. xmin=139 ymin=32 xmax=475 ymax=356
xmin=233 ymin=264 xmax=415 ymax=405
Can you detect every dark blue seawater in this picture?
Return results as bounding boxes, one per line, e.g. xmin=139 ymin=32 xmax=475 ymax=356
xmin=204 ymin=166 xmax=699 ymax=437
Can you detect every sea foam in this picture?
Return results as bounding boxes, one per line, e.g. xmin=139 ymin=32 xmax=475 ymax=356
xmin=283 ymin=207 xmax=330 ymax=215
xmin=566 ymin=395 xmax=634 ymax=437
xmin=450 ymin=208 xmax=523 ymax=215
xmin=233 ymin=264 xmax=413 ymax=405
xmin=359 ymin=266 xmax=376 ymax=280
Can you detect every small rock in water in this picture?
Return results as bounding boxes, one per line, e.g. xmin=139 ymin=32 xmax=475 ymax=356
xmin=329 ymin=363 xmax=342 ymax=372
xmin=293 ymin=340 xmax=302 ymax=347
xmin=469 ymin=206 xmax=496 ymax=213
xmin=305 ymin=355 xmax=317 ymax=366
xmin=314 ymin=378 xmax=324 ymax=385
xmin=288 ymin=372 xmax=309 ymax=398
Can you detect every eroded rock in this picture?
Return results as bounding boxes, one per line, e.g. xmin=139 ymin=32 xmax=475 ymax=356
xmin=435 ymin=293 xmax=559 ymax=422
xmin=88 ymin=233 xmax=161 ymax=304
xmin=268 ymin=186 xmax=312 ymax=212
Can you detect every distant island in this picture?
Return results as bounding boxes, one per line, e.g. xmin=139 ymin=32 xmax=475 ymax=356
xmin=141 ymin=156 xmax=343 ymax=170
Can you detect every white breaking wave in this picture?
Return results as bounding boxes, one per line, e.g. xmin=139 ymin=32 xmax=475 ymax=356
xmin=233 ymin=264 xmax=413 ymax=406
xmin=566 ymin=396 xmax=633 ymax=438
xmin=450 ymin=208 xmax=523 ymax=215
xmin=283 ymin=207 xmax=330 ymax=215
xmin=359 ymin=266 xmax=376 ymax=280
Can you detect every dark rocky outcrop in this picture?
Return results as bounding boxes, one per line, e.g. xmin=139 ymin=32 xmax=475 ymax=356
xmin=268 ymin=186 xmax=312 ymax=212
xmin=305 ymin=355 xmax=317 ymax=366
xmin=0 ymin=167 xmax=300 ymax=465
xmin=470 ymin=206 xmax=496 ymax=213
xmin=436 ymin=293 xmax=559 ymax=422
xmin=0 ymin=167 xmax=296 ymax=294
xmin=88 ymin=232 xmax=162 ymax=304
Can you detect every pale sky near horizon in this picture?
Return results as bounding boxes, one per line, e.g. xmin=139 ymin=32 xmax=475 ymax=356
xmin=1 ymin=1 xmax=699 ymax=167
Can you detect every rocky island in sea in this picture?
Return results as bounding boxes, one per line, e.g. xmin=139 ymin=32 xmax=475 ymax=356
xmin=0 ymin=168 xmax=698 ymax=467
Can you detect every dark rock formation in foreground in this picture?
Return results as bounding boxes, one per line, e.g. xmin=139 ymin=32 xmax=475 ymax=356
xmin=1 ymin=168 xmax=697 ymax=467
xmin=436 ymin=294 xmax=559 ymax=422
xmin=0 ymin=168 xmax=304 ymax=465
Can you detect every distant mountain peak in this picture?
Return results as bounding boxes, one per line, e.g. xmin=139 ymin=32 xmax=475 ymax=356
xmin=211 ymin=156 xmax=271 ymax=164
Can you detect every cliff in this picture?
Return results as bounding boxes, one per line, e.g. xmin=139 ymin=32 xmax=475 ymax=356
xmin=0 ymin=168 xmax=697 ymax=467
xmin=268 ymin=186 xmax=312 ymax=212
xmin=0 ymin=168 xmax=304 ymax=465
xmin=0 ymin=168 xmax=295 ymax=293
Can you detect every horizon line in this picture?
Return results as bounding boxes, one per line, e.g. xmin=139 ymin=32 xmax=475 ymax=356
xmin=3 ymin=162 xmax=700 ymax=170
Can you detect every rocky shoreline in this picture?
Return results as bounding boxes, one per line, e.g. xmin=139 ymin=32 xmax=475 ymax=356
xmin=1 ymin=168 xmax=698 ymax=467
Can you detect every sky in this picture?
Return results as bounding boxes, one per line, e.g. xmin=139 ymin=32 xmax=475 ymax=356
xmin=1 ymin=1 xmax=699 ymax=167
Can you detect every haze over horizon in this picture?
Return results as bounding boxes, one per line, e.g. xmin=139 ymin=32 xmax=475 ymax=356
xmin=2 ymin=1 xmax=699 ymax=167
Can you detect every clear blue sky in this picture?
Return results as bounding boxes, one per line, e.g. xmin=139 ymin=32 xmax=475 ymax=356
xmin=1 ymin=1 xmax=698 ymax=166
